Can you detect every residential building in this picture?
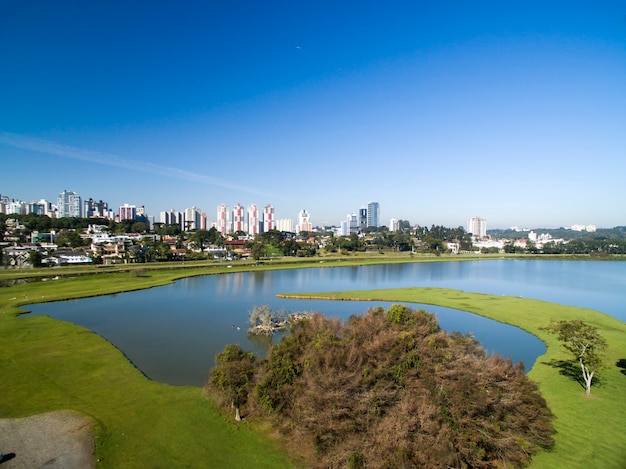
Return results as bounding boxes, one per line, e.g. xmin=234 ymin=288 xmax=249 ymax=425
xmin=232 ymin=203 xmax=245 ymax=233
xmin=340 ymin=213 xmax=358 ymax=235
xmin=217 ymin=204 xmax=229 ymax=234
xmin=160 ymin=210 xmax=183 ymax=230
xmin=467 ymin=216 xmax=487 ymax=238
xmin=184 ymin=206 xmax=202 ymax=231
xmin=6 ymin=200 xmax=25 ymax=215
xmin=276 ymin=218 xmax=293 ymax=232
xmin=118 ymin=203 xmax=136 ymax=221
xmin=57 ymin=190 xmax=82 ymax=218
xmin=389 ymin=218 xmax=400 ymax=231
xmin=367 ymin=201 xmax=379 ymax=228
xmin=297 ymin=209 xmax=312 ymax=234
xmin=84 ymin=199 xmax=110 ymax=218
xmin=247 ymin=204 xmax=261 ymax=235
xmin=262 ymin=204 xmax=275 ymax=232
xmin=358 ymin=208 xmax=368 ymax=230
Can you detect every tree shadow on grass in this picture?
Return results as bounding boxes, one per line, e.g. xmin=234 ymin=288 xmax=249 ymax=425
xmin=543 ymin=359 xmax=604 ymax=390
xmin=617 ymin=359 xmax=626 ymax=376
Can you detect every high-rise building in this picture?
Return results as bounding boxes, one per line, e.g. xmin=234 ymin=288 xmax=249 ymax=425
xmin=57 ymin=190 xmax=82 ymax=218
xmin=184 ymin=206 xmax=202 ymax=231
xmin=217 ymin=204 xmax=229 ymax=234
xmin=276 ymin=218 xmax=294 ymax=232
xmin=297 ymin=209 xmax=312 ymax=234
xmin=262 ymin=204 xmax=275 ymax=232
xmin=358 ymin=208 xmax=368 ymax=230
xmin=84 ymin=199 xmax=109 ymax=218
xmin=247 ymin=204 xmax=260 ymax=235
xmin=232 ymin=203 xmax=245 ymax=233
xmin=389 ymin=218 xmax=400 ymax=231
xmin=6 ymin=201 xmax=24 ymax=215
xmin=160 ymin=210 xmax=184 ymax=229
xmin=366 ymin=201 xmax=379 ymax=228
xmin=467 ymin=216 xmax=487 ymax=238
xmin=342 ymin=213 xmax=358 ymax=235
xmin=118 ymin=203 xmax=136 ymax=221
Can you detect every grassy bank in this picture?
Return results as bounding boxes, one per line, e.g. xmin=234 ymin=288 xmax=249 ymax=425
xmin=279 ymin=288 xmax=626 ymax=468
xmin=1 ymin=257 xmax=625 ymax=467
xmin=0 ymin=276 xmax=300 ymax=467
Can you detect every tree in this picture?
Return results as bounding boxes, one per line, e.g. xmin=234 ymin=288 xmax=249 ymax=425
xmin=29 ymin=249 xmax=44 ymax=267
xmin=248 ymin=241 xmax=265 ymax=261
xmin=542 ymin=320 xmax=607 ymax=396
xmin=55 ymin=230 xmax=84 ymax=248
xmin=189 ymin=229 xmax=211 ymax=251
xmin=209 ymin=344 xmax=256 ymax=421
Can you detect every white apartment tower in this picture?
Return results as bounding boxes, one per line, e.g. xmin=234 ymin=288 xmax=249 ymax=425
xmin=262 ymin=204 xmax=275 ymax=232
xmin=160 ymin=210 xmax=183 ymax=229
xmin=185 ymin=206 xmax=202 ymax=231
xmin=276 ymin=218 xmax=294 ymax=232
xmin=216 ymin=204 xmax=229 ymax=234
xmin=297 ymin=209 xmax=312 ymax=234
xmin=57 ymin=190 xmax=82 ymax=218
xmin=247 ymin=204 xmax=260 ymax=235
xmin=467 ymin=216 xmax=487 ymax=238
xmin=232 ymin=203 xmax=245 ymax=233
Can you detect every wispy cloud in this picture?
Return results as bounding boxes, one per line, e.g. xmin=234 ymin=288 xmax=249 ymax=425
xmin=0 ymin=132 xmax=273 ymax=197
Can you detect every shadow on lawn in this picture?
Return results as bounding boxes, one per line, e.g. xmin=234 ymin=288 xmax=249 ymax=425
xmin=544 ymin=359 xmax=604 ymax=390
xmin=617 ymin=359 xmax=626 ymax=376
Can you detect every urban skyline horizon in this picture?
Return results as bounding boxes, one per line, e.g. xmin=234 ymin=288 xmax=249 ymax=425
xmin=0 ymin=188 xmax=609 ymax=232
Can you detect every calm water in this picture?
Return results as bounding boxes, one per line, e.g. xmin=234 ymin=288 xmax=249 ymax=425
xmin=25 ymin=260 xmax=626 ymax=386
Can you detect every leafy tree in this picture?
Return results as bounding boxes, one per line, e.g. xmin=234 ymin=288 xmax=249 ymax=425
xmin=55 ymin=230 xmax=85 ymax=248
xmin=189 ymin=229 xmax=211 ymax=251
xmin=541 ymin=320 xmax=607 ymax=396
xmin=209 ymin=344 xmax=256 ymax=421
xmin=28 ymin=249 xmax=44 ymax=267
xmin=131 ymin=221 xmax=149 ymax=233
xmin=248 ymin=241 xmax=265 ymax=261
xmin=206 ymin=226 xmax=222 ymax=245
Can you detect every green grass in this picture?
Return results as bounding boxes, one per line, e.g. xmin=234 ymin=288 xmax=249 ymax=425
xmin=2 ymin=258 xmax=625 ymax=467
xmin=280 ymin=287 xmax=626 ymax=468
xmin=1 ymin=291 xmax=295 ymax=468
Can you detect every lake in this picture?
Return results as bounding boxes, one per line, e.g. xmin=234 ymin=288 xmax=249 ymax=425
xmin=25 ymin=259 xmax=626 ymax=386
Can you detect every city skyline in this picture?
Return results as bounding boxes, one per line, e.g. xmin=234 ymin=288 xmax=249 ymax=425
xmin=1 ymin=188 xmax=608 ymax=234
xmin=1 ymin=3 xmax=625 ymax=229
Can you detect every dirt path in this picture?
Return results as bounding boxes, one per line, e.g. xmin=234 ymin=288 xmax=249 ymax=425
xmin=0 ymin=410 xmax=94 ymax=468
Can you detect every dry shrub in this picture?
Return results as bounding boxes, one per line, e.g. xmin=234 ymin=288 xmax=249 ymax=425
xmin=210 ymin=306 xmax=555 ymax=468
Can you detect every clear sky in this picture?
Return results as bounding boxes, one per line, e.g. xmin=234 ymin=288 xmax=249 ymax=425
xmin=1 ymin=1 xmax=625 ymax=229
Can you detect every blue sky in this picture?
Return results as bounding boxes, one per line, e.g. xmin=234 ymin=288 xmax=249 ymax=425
xmin=1 ymin=1 xmax=625 ymax=229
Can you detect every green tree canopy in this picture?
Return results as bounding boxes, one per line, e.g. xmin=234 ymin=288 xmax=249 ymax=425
xmin=541 ymin=320 xmax=607 ymax=396
xmin=209 ymin=344 xmax=256 ymax=421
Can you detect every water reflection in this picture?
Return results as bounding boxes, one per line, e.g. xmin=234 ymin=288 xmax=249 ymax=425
xmin=24 ymin=260 xmax=625 ymax=386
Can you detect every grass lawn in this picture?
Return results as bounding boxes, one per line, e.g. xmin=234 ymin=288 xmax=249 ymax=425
xmin=280 ymin=287 xmax=626 ymax=468
xmin=1 ymin=257 xmax=625 ymax=467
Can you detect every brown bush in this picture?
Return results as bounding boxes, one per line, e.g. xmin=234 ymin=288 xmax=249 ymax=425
xmin=209 ymin=305 xmax=554 ymax=468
